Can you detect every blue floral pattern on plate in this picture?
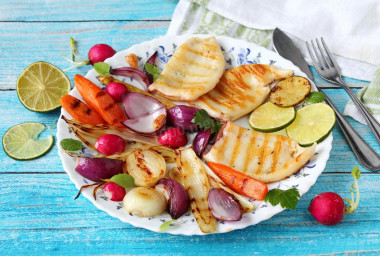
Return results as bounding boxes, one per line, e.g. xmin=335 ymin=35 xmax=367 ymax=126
xmin=56 ymin=35 xmax=332 ymax=236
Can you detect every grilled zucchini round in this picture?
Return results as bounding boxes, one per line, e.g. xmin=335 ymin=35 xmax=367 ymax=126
xmin=269 ymin=76 xmax=311 ymax=107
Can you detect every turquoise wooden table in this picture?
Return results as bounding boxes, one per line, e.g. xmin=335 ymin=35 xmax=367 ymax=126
xmin=1 ymin=1 xmax=379 ymax=255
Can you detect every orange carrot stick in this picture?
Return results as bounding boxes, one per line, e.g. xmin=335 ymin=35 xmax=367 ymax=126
xmin=60 ymin=95 xmax=105 ymax=125
xmin=74 ymin=74 xmax=126 ymax=127
xmin=207 ymin=162 xmax=268 ymax=200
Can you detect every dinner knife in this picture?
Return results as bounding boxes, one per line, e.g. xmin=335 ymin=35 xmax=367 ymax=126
xmin=272 ymin=28 xmax=380 ymax=171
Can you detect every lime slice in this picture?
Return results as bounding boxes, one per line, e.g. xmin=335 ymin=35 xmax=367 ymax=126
xmin=2 ymin=122 xmax=54 ymax=160
xmin=270 ymin=129 xmax=288 ymax=137
xmin=17 ymin=61 xmax=71 ymax=112
xmin=249 ymin=102 xmax=296 ymax=133
xmin=286 ymin=103 xmax=335 ymax=146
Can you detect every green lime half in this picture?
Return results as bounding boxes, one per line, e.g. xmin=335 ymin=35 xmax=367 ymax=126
xmin=17 ymin=61 xmax=71 ymax=112
xmin=2 ymin=122 xmax=54 ymax=160
xmin=286 ymin=103 xmax=336 ymax=146
xmin=249 ymin=102 xmax=296 ymax=133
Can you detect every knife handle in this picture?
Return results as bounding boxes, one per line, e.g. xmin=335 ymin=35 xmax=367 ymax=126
xmin=320 ymin=90 xmax=380 ymax=171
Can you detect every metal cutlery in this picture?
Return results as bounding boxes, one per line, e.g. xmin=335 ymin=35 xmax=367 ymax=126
xmin=307 ymin=38 xmax=380 ymax=145
xmin=272 ymin=28 xmax=380 ymax=171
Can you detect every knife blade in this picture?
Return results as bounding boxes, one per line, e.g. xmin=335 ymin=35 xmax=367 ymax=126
xmin=272 ymin=27 xmax=380 ymax=171
xmin=272 ymin=28 xmax=313 ymax=80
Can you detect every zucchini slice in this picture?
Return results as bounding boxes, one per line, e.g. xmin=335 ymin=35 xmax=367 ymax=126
xmin=269 ymin=76 xmax=311 ymax=107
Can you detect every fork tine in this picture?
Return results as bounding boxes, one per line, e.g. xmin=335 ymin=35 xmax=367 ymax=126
xmin=306 ymin=41 xmax=323 ymax=74
xmin=321 ymin=37 xmax=342 ymax=73
xmin=315 ymin=38 xmax=330 ymax=68
xmin=311 ymin=40 xmax=325 ymax=70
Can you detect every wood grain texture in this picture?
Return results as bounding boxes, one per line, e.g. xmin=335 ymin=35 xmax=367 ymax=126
xmin=0 ymin=173 xmax=378 ymax=255
xmin=0 ymin=22 xmax=369 ymax=89
xmin=0 ymin=1 xmax=379 ymax=254
xmin=0 ymin=21 xmax=169 ymax=89
xmin=0 ymin=0 xmax=178 ymax=21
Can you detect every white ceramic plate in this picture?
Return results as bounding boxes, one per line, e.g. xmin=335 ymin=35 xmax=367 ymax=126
xmin=57 ymin=34 xmax=332 ymax=236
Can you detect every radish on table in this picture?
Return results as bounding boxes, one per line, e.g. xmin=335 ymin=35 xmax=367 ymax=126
xmin=308 ymin=166 xmax=361 ymax=225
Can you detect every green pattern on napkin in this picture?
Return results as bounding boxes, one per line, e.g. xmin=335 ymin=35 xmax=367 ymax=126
xmin=344 ymin=65 xmax=380 ymax=123
xmin=179 ymin=1 xmax=272 ymax=47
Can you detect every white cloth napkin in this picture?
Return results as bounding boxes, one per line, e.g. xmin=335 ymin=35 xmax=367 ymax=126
xmin=168 ymin=0 xmax=380 ymax=81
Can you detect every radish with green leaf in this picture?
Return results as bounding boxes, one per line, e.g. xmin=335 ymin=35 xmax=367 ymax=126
xmin=63 ymin=37 xmax=116 ymax=71
xmin=308 ymin=166 xmax=361 ymax=225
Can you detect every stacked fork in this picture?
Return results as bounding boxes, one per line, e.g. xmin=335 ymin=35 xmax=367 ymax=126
xmin=306 ymin=38 xmax=380 ymax=171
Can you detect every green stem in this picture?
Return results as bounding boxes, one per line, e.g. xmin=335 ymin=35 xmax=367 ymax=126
xmin=70 ymin=37 xmax=75 ymax=62
xmin=344 ymin=179 xmax=360 ymax=214
xmin=63 ymin=60 xmax=90 ymax=72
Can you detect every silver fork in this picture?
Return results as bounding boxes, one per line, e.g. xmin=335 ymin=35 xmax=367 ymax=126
xmin=307 ymin=38 xmax=380 ymax=145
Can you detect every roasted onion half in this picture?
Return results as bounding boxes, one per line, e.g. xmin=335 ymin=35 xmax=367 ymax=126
xmin=124 ymin=149 xmax=166 ymax=187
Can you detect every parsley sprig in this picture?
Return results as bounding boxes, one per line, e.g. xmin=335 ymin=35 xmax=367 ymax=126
xmin=264 ymin=188 xmax=301 ymax=210
xmin=60 ymin=138 xmax=83 ymax=151
xmin=191 ymin=109 xmax=222 ymax=134
xmin=144 ymin=63 xmax=161 ymax=81
xmin=305 ymin=92 xmax=326 ymax=104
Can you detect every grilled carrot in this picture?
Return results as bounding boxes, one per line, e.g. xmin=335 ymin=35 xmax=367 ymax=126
xmin=207 ymin=162 xmax=268 ymax=200
xmin=74 ymin=74 xmax=126 ymax=127
xmin=60 ymin=95 xmax=105 ymax=125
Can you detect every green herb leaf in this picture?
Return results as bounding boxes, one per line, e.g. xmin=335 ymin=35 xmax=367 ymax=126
xmin=191 ymin=109 xmax=222 ymax=134
xmin=264 ymin=188 xmax=300 ymax=210
xmin=60 ymin=138 xmax=83 ymax=151
xmin=94 ymin=62 xmax=111 ymax=75
xmin=159 ymin=219 xmax=176 ymax=232
xmin=305 ymin=92 xmax=326 ymax=104
xmin=110 ymin=173 xmax=135 ymax=188
xmin=144 ymin=63 xmax=161 ymax=81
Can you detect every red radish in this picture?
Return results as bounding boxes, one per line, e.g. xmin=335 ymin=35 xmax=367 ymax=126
xmin=158 ymin=127 xmax=188 ymax=148
xmin=63 ymin=41 xmax=116 ymax=71
xmin=88 ymin=44 xmax=116 ymax=65
xmin=308 ymin=192 xmax=345 ymax=226
xmin=106 ymin=82 xmax=128 ymax=102
xmin=95 ymin=134 xmax=125 ymax=155
xmin=308 ymin=166 xmax=361 ymax=226
xmin=103 ymin=182 xmax=126 ymax=201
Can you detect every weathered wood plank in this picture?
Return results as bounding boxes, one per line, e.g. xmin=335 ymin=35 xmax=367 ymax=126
xmin=0 ymin=21 xmax=169 ymax=89
xmin=0 ymin=22 xmax=369 ymax=89
xmin=0 ymin=0 xmax=178 ymax=21
xmin=0 ymin=173 xmax=378 ymax=255
xmin=0 ymin=89 xmax=379 ymax=173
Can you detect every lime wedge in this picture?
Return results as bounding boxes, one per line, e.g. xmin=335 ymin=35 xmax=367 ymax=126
xmin=249 ymin=102 xmax=296 ymax=133
xmin=286 ymin=103 xmax=335 ymax=146
xmin=2 ymin=122 xmax=54 ymax=160
xmin=17 ymin=61 xmax=71 ymax=112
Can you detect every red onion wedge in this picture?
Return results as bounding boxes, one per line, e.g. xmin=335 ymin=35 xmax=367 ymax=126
xmin=193 ymin=129 xmax=212 ymax=157
xmin=110 ymin=67 xmax=150 ymax=91
xmin=208 ymin=188 xmax=243 ymax=221
xmin=144 ymin=51 xmax=158 ymax=84
xmin=122 ymin=92 xmax=164 ymax=119
xmin=155 ymin=178 xmax=189 ymax=219
xmin=121 ymin=107 xmax=166 ymax=134
xmin=167 ymin=105 xmax=200 ymax=131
